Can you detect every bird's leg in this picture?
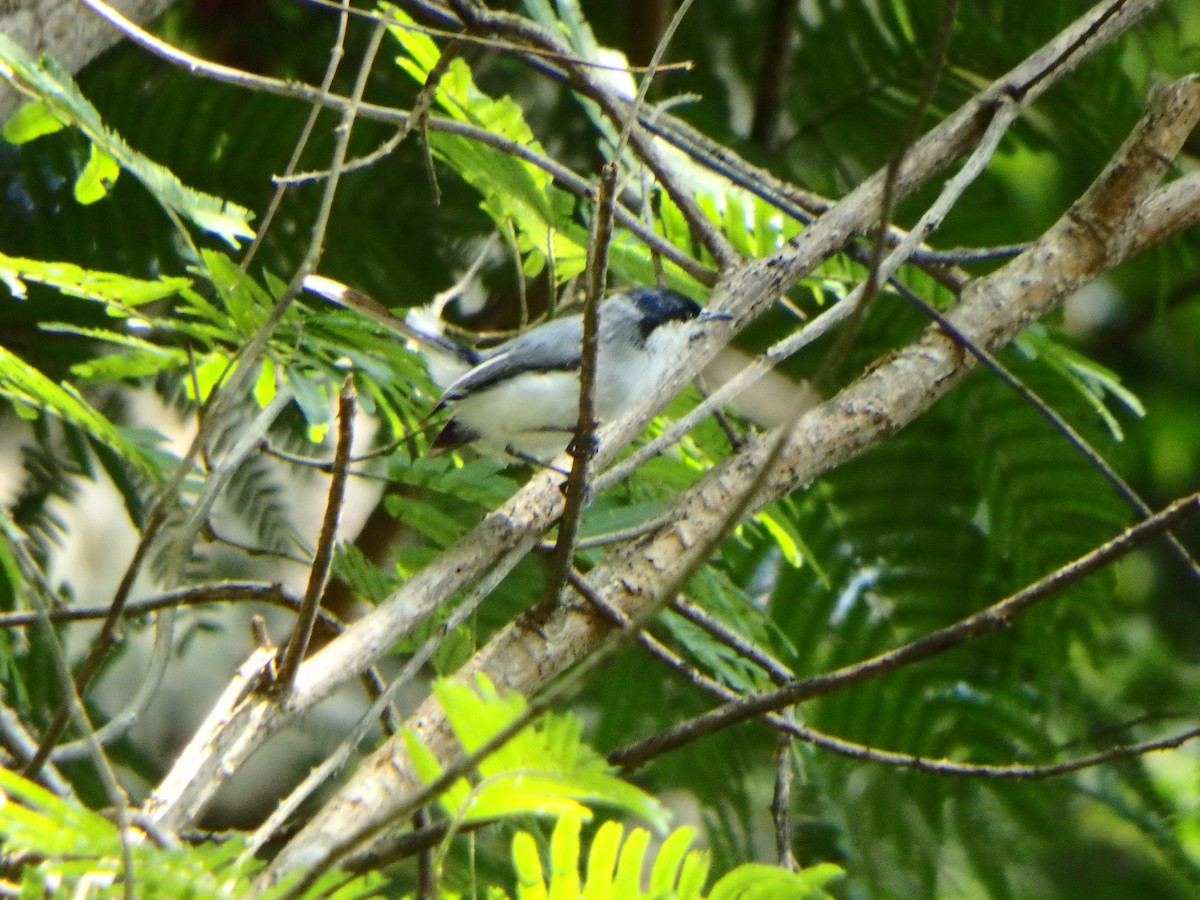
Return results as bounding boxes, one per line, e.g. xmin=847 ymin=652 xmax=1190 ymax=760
xmin=502 ymin=445 xmax=571 ymax=478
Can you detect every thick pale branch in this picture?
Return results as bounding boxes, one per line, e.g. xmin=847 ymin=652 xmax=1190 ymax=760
xmin=1130 ymin=170 xmax=1200 ymax=251
xmin=144 ymin=0 xmax=1166 ymax=852
xmin=285 ymin=0 xmax=1163 ymax=721
xmin=266 ymin=68 xmax=1200 ymax=881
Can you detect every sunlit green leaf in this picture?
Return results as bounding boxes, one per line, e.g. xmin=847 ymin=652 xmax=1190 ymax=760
xmin=0 ymin=345 xmax=164 ymax=482
xmin=0 ymin=252 xmax=190 ymax=309
xmin=0 ymin=34 xmax=255 ymax=246
xmin=410 ymin=674 xmax=668 ymax=829
xmin=2 ymin=98 xmax=64 ymax=142
xmin=74 ymin=142 xmax=120 ymax=204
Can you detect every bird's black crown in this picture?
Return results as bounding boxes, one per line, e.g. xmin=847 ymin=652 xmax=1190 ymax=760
xmin=625 ymin=287 xmax=703 ymax=338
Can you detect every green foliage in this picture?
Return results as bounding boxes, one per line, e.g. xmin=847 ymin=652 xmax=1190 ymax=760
xmin=754 ymin=333 xmax=1164 ymax=894
xmin=1014 ymin=327 xmax=1146 ymax=441
xmin=383 ymin=3 xmax=814 ymax=298
xmin=0 ymin=252 xmax=191 ymax=307
xmin=0 ymin=768 xmax=385 ymax=899
xmin=0 ymin=35 xmax=255 ymax=247
xmin=492 ymin=812 xmax=842 ymax=900
xmin=407 ymin=673 xmax=669 ymax=829
xmin=1 ymin=2 xmax=1198 ymax=899
xmin=385 ymin=4 xmax=589 ymax=282
xmin=0 ymin=344 xmax=164 ymax=482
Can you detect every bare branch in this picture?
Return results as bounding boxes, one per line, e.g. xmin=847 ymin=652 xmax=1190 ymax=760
xmin=609 ymin=494 xmax=1199 ymax=770
xmin=540 ymin=163 xmax=617 ymax=609
xmin=273 ymin=68 xmax=1199 ymax=871
xmin=276 ymin=377 xmax=357 ymax=691
xmin=137 ymin=0 xmax=1171 ymax=854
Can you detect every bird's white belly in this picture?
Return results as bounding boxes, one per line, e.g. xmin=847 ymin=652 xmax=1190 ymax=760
xmin=450 ymin=326 xmax=690 ymax=461
xmin=452 ymin=370 xmax=581 ymax=460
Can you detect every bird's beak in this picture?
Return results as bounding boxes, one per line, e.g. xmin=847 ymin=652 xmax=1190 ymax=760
xmin=699 ymin=310 xmax=733 ymax=323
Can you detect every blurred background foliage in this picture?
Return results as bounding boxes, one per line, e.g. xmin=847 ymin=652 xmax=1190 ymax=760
xmin=2 ymin=0 xmax=1200 ymax=897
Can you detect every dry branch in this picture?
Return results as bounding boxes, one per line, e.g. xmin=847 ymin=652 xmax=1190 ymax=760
xmin=261 ymin=24 xmax=1197 ymax=880
xmin=139 ymin=0 xmax=1165 ymax=848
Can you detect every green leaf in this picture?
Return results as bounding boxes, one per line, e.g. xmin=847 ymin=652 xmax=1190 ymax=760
xmin=0 ymin=252 xmax=190 ymax=308
xmin=1016 ymin=328 xmax=1145 ymax=441
xmin=254 ymin=356 xmax=279 ymax=408
xmin=201 ymin=249 xmax=274 ymax=335
xmin=513 ymin=830 xmax=549 ymax=900
xmin=649 ymin=825 xmax=698 ymax=895
xmin=74 ymin=143 xmax=120 ymax=204
xmin=677 ymin=845 xmax=712 ymax=900
xmin=284 ymin=366 xmax=331 ymax=431
xmin=583 ymin=821 xmax=623 ymax=900
xmin=549 ymin=811 xmax=582 ymax=900
xmin=430 ymin=623 xmax=476 ymax=676
xmin=184 ymin=354 xmax=233 ymax=403
xmin=0 ymin=345 xmax=164 ymax=482
xmin=707 ymin=862 xmax=843 ymax=899
xmin=331 ymin=542 xmax=399 ymax=605
xmin=2 ymin=99 xmax=64 ymax=142
xmin=753 ymin=507 xmax=804 ymax=568
xmin=0 ymin=767 xmax=343 ymax=899
xmin=612 ymin=828 xmax=651 ymax=897
xmin=40 ymin=323 xmax=188 ymax=382
xmin=385 ymin=493 xmax=467 ymax=547
xmin=515 ymin=814 xmax=724 ymax=900
xmin=412 ymin=673 xmax=669 ymax=829
xmin=402 ymin=726 xmax=475 ymax=814
xmin=0 ymin=35 xmax=255 ymax=246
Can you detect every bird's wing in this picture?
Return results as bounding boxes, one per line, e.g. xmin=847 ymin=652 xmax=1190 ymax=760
xmin=435 ymin=315 xmax=584 ymax=405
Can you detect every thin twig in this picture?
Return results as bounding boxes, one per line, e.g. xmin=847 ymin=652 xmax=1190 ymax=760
xmin=301 ymin=0 xmax=693 ymax=75
xmin=276 ymin=36 xmax=463 ymax=187
xmin=817 ymin=0 xmax=960 ymax=389
xmin=772 ymin=718 xmax=1200 ymax=779
xmin=885 ymin=275 xmax=1200 ymax=582
xmin=414 ymin=807 xmax=437 ymax=900
xmin=772 ymin=740 xmax=797 ymax=871
xmin=693 ymin=375 xmax=747 ymax=452
xmin=262 ymin=435 xmax=406 ymax=471
xmin=908 ymin=243 xmax=1030 ymax=265
xmin=9 ymin=538 xmax=137 ymax=898
xmin=593 ymin=571 xmax=1200 ymax=788
xmin=536 ymin=511 xmax=679 ymax=552
xmin=0 ymin=699 xmax=72 ymax=797
xmin=608 ymin=494 xmax=1200 ymax=770
xmin=0 ymin=582 xmax=303 ymax=629
xmin=669 ymin=595 xmax=793 ymax=683
xmin=202 ymin=524 xmax=310 ymax=567
xmin=276 ymin=377 xmax=357 ymax=690
xmin=540 ymin=162 xmax=616 ymax=609
xmin=611 ymin=0 xmax=694 ymax=160
xmin=241 ymin=0 xmax=352 ymax=270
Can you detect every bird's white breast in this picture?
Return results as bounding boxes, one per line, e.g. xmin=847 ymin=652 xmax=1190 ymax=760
xmin=450 ymin=320 xmax=696 ymax=462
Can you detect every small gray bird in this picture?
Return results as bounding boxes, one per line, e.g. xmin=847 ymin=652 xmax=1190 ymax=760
xmin=303 ymin=277 xmax=728 ymax=463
